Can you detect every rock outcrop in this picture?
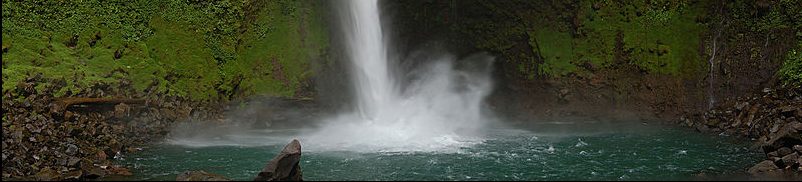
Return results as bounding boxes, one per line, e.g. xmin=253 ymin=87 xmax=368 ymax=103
xmin=254 ymin=139 xmax=303 ymax=181
xmin=681 ymin=87 xmax=802 ymax=177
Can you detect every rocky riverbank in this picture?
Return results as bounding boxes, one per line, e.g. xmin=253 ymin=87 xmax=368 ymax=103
xmin=678 ymin=86 xmax=802 ymax=178
xmin=1 ymin=74 xmax=223 ymax=180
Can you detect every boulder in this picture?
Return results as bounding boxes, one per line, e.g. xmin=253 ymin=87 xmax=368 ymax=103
xmin=781 ymin=153 xmax=799 ymax=167
xmin=34 ymin=167 xmax=60 ymax=181
xmin=63 ymin=170 xmax=82 ymax=181
xmin=762 ymin=125 xmax=802 ymax=153
xmin=176 ymin=171 xmax=230 ymax=181
xmin=254 ymin=139 xmax=302 ymax=181
xmin=794 ymin=145 xmax=802 ymax=153
xmin=778 ymin=147 xmax=794 ymax=157
xmin=749 ymin=160 xmax=779 ymax=174
xmin=791 ymin=121 xmax=802 ymax=131
xmin=82 ymin=166 xmax=106 ymax=179
xmin=768 ymin=151 xmax=779 ymax=158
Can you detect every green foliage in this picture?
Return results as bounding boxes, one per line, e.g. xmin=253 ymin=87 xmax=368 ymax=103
xmin=531 ymin=28 xmax=576 ymax=76
xmin=778 ymin=43 xmax=802 ymax=88
xmin=405 ymin=0 xmax=707 ymax=78
xmin=2 ymin=0 xmax=329 ymax=101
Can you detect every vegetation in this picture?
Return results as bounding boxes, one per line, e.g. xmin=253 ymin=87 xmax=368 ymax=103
xmin=779 ymin=42 xmax=802 ymax=88
xmin=1 ymin=0 xmax=329 ymax=101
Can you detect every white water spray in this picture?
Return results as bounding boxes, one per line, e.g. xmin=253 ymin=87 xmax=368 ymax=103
xmin=302 ymin=0 xmax=495 ymax=152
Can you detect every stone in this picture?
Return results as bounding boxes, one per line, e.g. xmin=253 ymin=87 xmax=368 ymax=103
xmin=34 ymin=167 xmax=60 ymax=181
xmin=768 ymin=151 xmax=779 ymax=158
xmin=109 ymin=166 xmax=132 ymax=176
xmin=790 ymin=121 xmax=802 ymax=131
xmin=67 ymin=157 xmax=81 ymax=167
xmin=66 ymin=144 xmax=78 ymax=155
xmin=749 ymin=160 xmax=779 ymax=174
xmin=114 ymin=103 xmax=129 ymax=118
xmin=762 ymin=125 xmax=802 ymax=153
xmin=83 ymin=167 xmax=106 ymax=179
xmin=772 ymin=157 xmax=785 ymax=167
xmin=696 ymin=125 xmax=710 ymax=133
xmin=96 ymin=150 xmax=107 ymax=161
xmin=794 ymin=145 xmax=802 ymax=153
xmin=781 ymin=153 xmax=799 ymax=167
xmin=770 ymin=124 xmax=781 ymax=133
xmin=736 ymin=102 xmax=749 ymax=111
xmin=254 ymin=139 xmax=303 ymax=181
xmin=778 ymin=147 xmax=794 ymax=156
xmin=176 ymin=171 xmax=229 ymax=181
xmin=64 ymin=170 xmax=82 ymax=181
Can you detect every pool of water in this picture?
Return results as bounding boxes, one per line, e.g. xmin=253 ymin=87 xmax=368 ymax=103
xmin=115 ymin=121 xmax=762 ymax=181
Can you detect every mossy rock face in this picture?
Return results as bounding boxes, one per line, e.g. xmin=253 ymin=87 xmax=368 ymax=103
xmin=2 ymin=0 xmax=329 ymax=101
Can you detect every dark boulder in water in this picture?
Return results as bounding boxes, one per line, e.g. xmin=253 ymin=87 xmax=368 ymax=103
xmin=254 ymin=139 xmax=303 ymax=181
xmin=176 ymin=170 xmax=231 ymax=181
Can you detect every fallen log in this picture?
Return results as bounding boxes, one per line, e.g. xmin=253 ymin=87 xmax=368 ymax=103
xmin=50 ymin=97 xmax=145 ymax=115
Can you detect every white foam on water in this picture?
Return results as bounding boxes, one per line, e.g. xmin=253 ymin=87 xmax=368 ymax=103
xmin=300 ymin=0 xmax=495 ymax=153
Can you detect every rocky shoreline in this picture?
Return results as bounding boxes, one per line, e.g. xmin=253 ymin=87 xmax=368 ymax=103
xmin=1 ymin=74 xmax=223 ymax=180
xmin=679 ymin=86 xmax=802 ymax=178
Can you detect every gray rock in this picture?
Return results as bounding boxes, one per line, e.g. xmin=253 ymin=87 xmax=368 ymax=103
xmin=794 ymin=145 xmax=802 ymax=153
xmin=176 ymin=171 xmax=230 ymax=181
xmin=749 ymin=160 xmax=779 ymax=174
xmin=778 ymin=147 xmax=794 ymax=156
xmin=254 ymin=139 xmax=302 ymax=181
xmin=66 ymin=144 xmax=78 ymax=155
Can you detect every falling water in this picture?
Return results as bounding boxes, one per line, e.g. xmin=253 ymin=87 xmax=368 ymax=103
xmin=341 ymin=0 xmax=395 ymax=120
xmin=302 ymin=0 xmax=495 ymax=152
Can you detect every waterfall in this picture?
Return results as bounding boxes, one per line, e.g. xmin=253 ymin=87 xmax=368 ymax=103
xmin=341 ymin=0 xmax=394 ymax=120
xmin=302 ymin=0 xmax=496 ymax=152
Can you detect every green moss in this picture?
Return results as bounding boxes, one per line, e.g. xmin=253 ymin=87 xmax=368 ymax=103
xmin=2 ymin=0 xmax=329 ymax=102
xmin=531 ymin=28 xmax=577 ymax=76
xmin=222 ymin=0 xmax=328 ymax=98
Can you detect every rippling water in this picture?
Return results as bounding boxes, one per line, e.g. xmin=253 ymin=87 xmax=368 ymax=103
xmin=115 ymin=121 xmax=762 ymax=181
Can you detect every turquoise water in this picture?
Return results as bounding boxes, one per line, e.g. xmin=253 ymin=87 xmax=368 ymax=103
xmin=116 ymin=122 xmax=762 ymax=181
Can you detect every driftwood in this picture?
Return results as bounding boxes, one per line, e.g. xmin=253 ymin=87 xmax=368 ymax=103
xmin=51 ymin=97 xmax=145 ymax=115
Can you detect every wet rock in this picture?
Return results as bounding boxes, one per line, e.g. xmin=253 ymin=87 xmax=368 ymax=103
xmin=108 ymin=166 xmax=133 ymax=176
xmin=794 ymin=145 xmax=802 ymax=153
xmin=781 ymin=153 xmax=799 ymax=167
xmin=176 ymin=171 xmax=230 ymax=181
xmin=82 ymin=166 xmax=106 ymax=179
xmin=64 ymin=170 xmax=82 ymax=181
xmin=695 ymin=125 xmax=710 ymax=133
xmin=34 ymin=167 xmax=60 ymax=181
xmin=778 ymin=147 xmax=794 ymax=156
xmin=254 ymin=139 xmax=302 ymax=181
xmin=749 ymin=160 xmax=780 ymax=174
